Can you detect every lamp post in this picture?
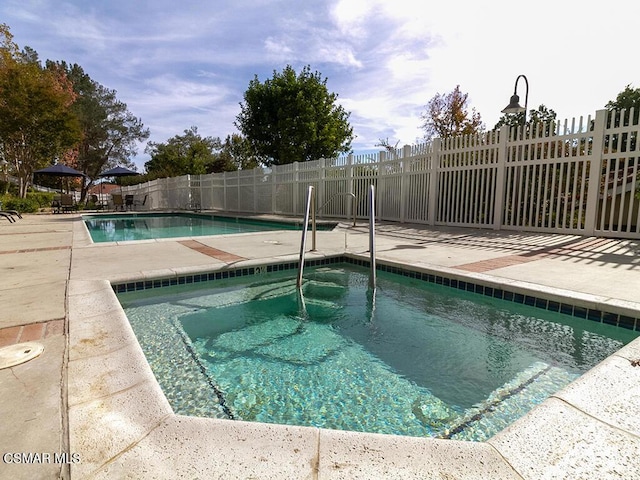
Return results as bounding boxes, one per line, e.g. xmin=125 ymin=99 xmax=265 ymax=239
xmin=501 ymin=75 xmax=530 ymax=217
xmin=501 ymin=74 xmax=529 ymax=127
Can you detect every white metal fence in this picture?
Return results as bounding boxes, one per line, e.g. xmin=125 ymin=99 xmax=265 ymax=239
xmin=121 ymin=108 xmax=640 ymax=239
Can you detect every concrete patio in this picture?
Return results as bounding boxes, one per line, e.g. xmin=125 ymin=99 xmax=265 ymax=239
xmin=1 ymin=212 xmax=639 ymax=479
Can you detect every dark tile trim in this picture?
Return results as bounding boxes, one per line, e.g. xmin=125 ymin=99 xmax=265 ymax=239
xmin=111 ymin=255 xmax=640 ymax=331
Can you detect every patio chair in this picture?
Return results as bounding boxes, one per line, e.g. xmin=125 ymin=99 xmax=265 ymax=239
xmin=132 ymin=194 xmax=147 ymax=210
xmin=0 ymin=201 xmax=22 ymax=220
xmin=125 ymin=194 xmax=134 ymax=211
xmin=60 ymin=194 xmax=77 ymax=213
xmin=0 ymin=211 xmax=16 ymax=223
xmin=51 ymin=194 xmax=62 ymax=214
xmin=112 ymin=194 xmax=124 ymax=211
xmin=0 ymin=209 xmax=21 ymax=219
xmin=88 ymin=194 xmax=106 ymax=210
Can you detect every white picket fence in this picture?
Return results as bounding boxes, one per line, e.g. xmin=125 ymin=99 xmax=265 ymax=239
xmin=121 ymin=108 xmax=640 ymax=239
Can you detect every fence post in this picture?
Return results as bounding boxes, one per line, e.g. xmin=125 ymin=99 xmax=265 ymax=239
xmin=271 ymin=166 xmax=277 ymax=214
xmin=493 ymin=126 xmax=509 ymax=230
xmin=199 ymin=174 xmax=204 ymax=210
xmin=253 ymin=168 xmax=257 ymax=213
xmin=236 ymin=170 xmax=241 ymax=212
xmin=186 ymin=174 xmax=191 ymax=210
xmin=318 ymin=158 xmax=326 ymax=218
xmin=584 ymin=109 xmax=607 ymax=235
xmin=221 ymin=172 xmax=226 ymax=211
xmin=347 ymin=154 xmax=354 ymax=218
xmin=427 ymin=138 xmax=440 ymax=225
xmin=378 ymin=150 xmax=386 ymax=220
xmin=397 ymin=149 xmax=405 ymax=223
xmin=293 ymin=162 xmax=299 ymax=215
xmin=400 ymin=145 xmax=411 ymax=223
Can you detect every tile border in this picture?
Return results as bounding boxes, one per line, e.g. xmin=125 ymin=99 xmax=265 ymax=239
xmin=111 ymin=255 xmax=640 ymax=332
xmin=0 ymin=319 xmax=66 ymax=347
xmin=0 ymin=245 xmax=71 ymax=255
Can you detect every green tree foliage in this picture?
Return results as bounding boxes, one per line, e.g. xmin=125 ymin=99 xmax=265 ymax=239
xmin=605 ymin=84 xmax=640 ymax=200
xmin=605 ymin=84 xmax=639 ymax=150
xmin=606 ymin=84 xmax=640 ymax=125
xmin=219 ymin=134 xmax=260 ymax=170
xmin=51 ymin=61 xmax=150 ymax=200
xmin=420 ymin=85 xmax=484 ymax=140
xmin=605 ymin=85 xmax=640 ymax=152
xmin=144 ymin=126 xmax=236 ymax=178
xmin=493 ymin=104 xmax=558 ymax=135
xmin=236 ymin=65 xmax=354 ymax=166
xmin=0 ymin=24 xmax=81 ymax=197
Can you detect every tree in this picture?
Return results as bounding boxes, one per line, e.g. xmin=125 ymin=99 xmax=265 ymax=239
xmin=606 ymin=84 xmax=640 ymax=124
xmin=605 ymin=84 xmax=639 ymax=150
xmin=420 ymin=85 xmax=484 ymax=140
xmin=375 ymin=138 xmax=400 ymax=159
xmin=603 ymin=85 xmax=639 ymax=153
xmin=144 ymin=126 xmax=235 ymax=178
xmin=236 ymin=65 xmax=354 ymax=166
xmin=494 ymin=104 xmax=558 ymax=137
xmin=605 ymin=85 xmax=640 ymax=200
xmin=50 ymin=62 xmax=150 ymax=201
xmin=219 ymin=134 xmax=260 ymax=170
xmin=0 ymin=25 xmax=81 ymax=197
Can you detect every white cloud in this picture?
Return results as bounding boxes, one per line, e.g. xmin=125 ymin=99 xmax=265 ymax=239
xmin=330 ymin=0 xmax=375 ymax=38
xmin=264 ymin=37 xmax=294 ymax=59
xmin=2 ymin=0 xmax=639 ymax=170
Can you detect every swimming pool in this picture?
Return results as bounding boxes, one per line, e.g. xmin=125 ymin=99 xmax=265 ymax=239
xmin=117 ymin=262 xmax=638 ymax=441
xmin=83 ymin=213 xmax=335 ymax=243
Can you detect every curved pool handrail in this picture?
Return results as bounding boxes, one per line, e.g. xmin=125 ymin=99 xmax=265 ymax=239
xmin=316 ymin=192 xmax=356 ymax=227
xmin=297 ymin=185 xmax=315 ymax=289
xmin=369 ymin=184 xmax=376 ymax=289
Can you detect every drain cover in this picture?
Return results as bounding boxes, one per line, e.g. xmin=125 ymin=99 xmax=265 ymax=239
xmin=0 ymin=342 xmax=45 ymax=369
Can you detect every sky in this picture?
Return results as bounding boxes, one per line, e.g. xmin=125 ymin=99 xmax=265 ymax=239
xmin=2 ymin=0 xmax=639 ymax=171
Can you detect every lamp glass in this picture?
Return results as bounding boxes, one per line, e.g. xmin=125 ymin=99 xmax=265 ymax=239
xmin=501 ymin=94 xmax=525 ymax=114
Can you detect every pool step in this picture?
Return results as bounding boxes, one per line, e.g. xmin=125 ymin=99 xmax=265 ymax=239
xmin=170 ymin=277 xmax=348 ymax=311
xmin=302 ymin=279 xmax=347 ymax=301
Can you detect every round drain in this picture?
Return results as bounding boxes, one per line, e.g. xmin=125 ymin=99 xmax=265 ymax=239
xmin=0 ymin=342 xmax=45 ymax=369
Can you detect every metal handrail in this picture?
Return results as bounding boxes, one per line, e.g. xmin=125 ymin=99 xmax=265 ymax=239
xmin=297 ymin=185 xmax=315 ymax=289
xmin=369 ymin=184 xmax=376 ymax=289
xmin=316 ymin=192 xmax=357 ymax=227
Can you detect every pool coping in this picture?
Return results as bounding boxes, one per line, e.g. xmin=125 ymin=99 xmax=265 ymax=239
xmin=67 ymin=250 xmax=640 ymax=478
xmin=80 ymin=210 xmax=339 ymax=245
xmin=111 ymin=254 xmax=640 ymax=330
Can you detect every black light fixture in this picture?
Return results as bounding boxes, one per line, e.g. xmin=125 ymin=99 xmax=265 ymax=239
xmin=502 ymin=74 xmax=529 ymax=126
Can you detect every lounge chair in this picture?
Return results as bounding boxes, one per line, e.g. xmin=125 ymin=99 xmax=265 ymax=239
xmin=0 ymin=211 xmax=16 ymax=223
xmin=0 ymin=209 xmax=22 ymax=219
xmin=112 ymin=194 xmax=124 ymax=211
xmin=60 ymin=194 xmax=77 ymax=213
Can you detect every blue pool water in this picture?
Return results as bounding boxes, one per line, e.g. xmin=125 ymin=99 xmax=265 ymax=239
xmin=83 ymin=213 xmax=333 ymax=242
xmin=118 ymin=264 xmax=637 ymax=441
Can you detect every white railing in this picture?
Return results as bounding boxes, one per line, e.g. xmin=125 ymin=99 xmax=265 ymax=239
xmin=120 ymin=108 xmax=640 ymax=239
xmin=368 ymin=184 xmax=376 ymax=289
xmin=296 ymin=185 xmax=315 ymax=289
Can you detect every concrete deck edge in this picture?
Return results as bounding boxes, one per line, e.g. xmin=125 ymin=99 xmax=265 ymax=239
xmin=344 ymin=253 xmax=640 ymax=318
xmin=67 ymin=253 xmax=640 ymax=479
